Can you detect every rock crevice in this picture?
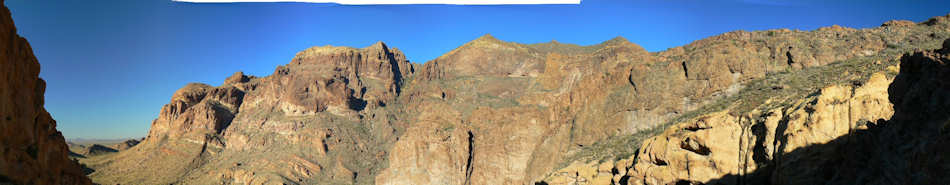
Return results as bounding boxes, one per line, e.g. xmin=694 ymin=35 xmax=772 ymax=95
xmin=0 ymin=0 xmax=92 ymax=183
xmin=539 ymin=38 xmax=950 ymax=185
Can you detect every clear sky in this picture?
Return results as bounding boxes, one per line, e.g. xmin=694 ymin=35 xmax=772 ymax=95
xmin=4 ymin=0 xmax=949 ymax=139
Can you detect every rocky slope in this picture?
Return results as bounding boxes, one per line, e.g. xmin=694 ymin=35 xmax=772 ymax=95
xmin=89 ymin=42 xmax=414 ymax=184
xmin=540 ymin=71 xmax=896 ymax=185
xmin=83 ymin=144 xmax=118 ymax=156
xmin=110 ymin=138 xmax=141 ymax=151
xmin=0 ymin=0 xmax=92 ymax=184
xmin=88 ymin=13 xmax=950 ymax=185
xmin=379 ymin=16 xmax=949 ymax=185
xmin=67 ymin=138 xmax=141 ymax=158
xmin=538 ymin=31 xmax=950 ymax=185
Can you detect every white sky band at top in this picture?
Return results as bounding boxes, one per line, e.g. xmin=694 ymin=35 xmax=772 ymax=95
xmin=173 ymin=0 xmax=581 ymax=5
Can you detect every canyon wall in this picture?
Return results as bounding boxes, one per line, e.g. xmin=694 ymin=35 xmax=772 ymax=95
xmin=88 ymin=13 xmax=950 ymax=185
xmin=0 ymin=0 xmax=92 ymax=184
xmin=539 ymin=39 xmax=950 ymax=185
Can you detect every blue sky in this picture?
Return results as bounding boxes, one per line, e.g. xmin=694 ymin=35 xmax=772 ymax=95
xmin=4 ymin=0 xmax=948 ymax=139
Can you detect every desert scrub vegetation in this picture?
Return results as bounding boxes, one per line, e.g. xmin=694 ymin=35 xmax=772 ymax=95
xmin=557 ymin=31 xmax=949 ymax=168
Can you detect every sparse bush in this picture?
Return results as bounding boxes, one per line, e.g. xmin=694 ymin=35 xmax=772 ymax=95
xmin=887 ymin=43 xmax=901 ymax=49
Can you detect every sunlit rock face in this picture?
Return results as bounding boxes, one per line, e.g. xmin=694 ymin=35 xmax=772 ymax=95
xmin=539 ymin=38 xmax=950 ymax=185
xmin=90 ymin=41 xmax=414 ymax=184
xmin=385 ymin=16 xmax=949 ymax=185
xmin=0 ymin=0 xmax=92 ymax=184
xmin=90 ymin=13 xmax=950 ymax=185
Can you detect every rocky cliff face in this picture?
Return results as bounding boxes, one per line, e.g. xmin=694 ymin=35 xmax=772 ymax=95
xmin=537 ymin=39 xmax=950 ymax=185
xmin=89 ymin=41 xmax=414 ymax=184
xmin=379 ymin=15 xmax=950 ymax=185
xmin=0 ymin=0 xmax=92 ymax=184
xmin=533 ymin=70 xmax=897 ymax=185
xmin=625 ymin=72 xmax=895 ymax=185
xmin=88 ymin=13 xmax=950 ymax=185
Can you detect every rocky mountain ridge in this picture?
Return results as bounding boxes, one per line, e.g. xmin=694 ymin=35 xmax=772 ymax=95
xmin=84 ymin=13 xmax=950 ymax=185
xmin=540 ymin=38 xmax=950 ymax=185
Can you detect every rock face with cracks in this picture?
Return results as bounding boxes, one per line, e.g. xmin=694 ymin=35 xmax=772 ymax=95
xmin=0 ymin=0 xmax=92 ymax=184
xmin=538 ymin=39 xmax=950 ymax=185
xmin=91 ymin=42 xmax=414 ymax=184
xmin=87 ymin=14 xmax=950 ymax=185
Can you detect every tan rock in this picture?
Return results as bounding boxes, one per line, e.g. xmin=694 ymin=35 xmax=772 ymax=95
xmin=89 ymin=40 xmax=413 ymax=184
xmin=881 ymin=20 xmax=915 ymax=27
xmin=543 ymin=39 xmax=950 ymax=185
xmin=87 ymin=13 xmax=950 ymax=185
xmin=375 ymin=103 xmax=470 ymax=185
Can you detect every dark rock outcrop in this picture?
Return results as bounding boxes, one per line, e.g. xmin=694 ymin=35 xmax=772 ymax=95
xmin=83 ymin=144 xmax=118 ymax=157
xmin=0 ymin=0 xmax=92 ymax=184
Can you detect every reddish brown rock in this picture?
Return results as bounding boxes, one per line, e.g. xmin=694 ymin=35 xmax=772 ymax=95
xmin=420 ymin=34 xmax=543 ymax=80
xmin=89 ymin=41 xmax=414 ymax=184
xmin=243 ymin=41 xmax=413 ymax=116
xmin=88 ymin=14 xmax=950 ymax=185
xmin=223 ymin=71 xmax=252 ymax=85
xmin=145 ymin=83 xmax=244 ymax=143
xmin=0 ymin=0 xmax=92 ymax=184
xmin=387 ymin=17 xmax=949 ymax=184
xmin=539 ymin=39 xmax=950 ymax=185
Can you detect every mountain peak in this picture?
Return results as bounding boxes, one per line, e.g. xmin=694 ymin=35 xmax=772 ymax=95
xmin=590 ymin=36 xmax=645 ymax=53
xmin=468 ymin=33 xmax=507 ymax=46
xmin=438 ymin=33 xmax=519 ymax=58
xmin=294 ymin=45 xmax=358 ymax=59
xmin=603 ymin=36 xmax=630 ymax=45
xmin=367 ymin=41 xmax=389 ymax=50
xmin=475 ymin=33 xmax=498 ymax=41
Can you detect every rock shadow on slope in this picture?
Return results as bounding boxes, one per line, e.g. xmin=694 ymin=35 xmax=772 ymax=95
xmin=698 ymin=40 xmax=950 ymax=185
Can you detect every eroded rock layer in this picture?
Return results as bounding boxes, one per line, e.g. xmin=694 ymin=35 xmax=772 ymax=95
xmin=539 ymin=39 xmax=950 ymax=185
xmin=90 ymin=14 xmax=950 ymax=185
xmin=90 ymin=42 xmax=414 ymax=184
xmin=0 ymin=0 xmax=92 ymax=184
